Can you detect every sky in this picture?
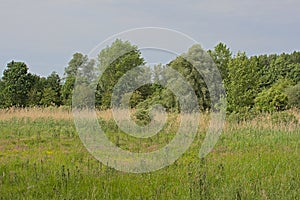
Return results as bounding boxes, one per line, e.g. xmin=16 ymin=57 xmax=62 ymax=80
xmin=0 ymin=0 xmax=299 ymax=77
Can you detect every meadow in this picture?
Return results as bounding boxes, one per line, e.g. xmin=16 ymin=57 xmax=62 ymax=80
xmin=0 ymin=107 xmax=300 ymax=199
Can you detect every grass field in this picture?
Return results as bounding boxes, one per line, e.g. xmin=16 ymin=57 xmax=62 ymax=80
xmin=0 ymin=107 xmax=300 ymax=199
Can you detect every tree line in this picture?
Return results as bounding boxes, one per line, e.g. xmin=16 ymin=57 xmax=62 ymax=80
xmin=0 ymin=39 xmax=299 ymax=115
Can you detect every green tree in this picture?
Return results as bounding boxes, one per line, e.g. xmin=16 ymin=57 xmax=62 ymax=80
xmin=61 ymin=76 xmax=75 ymax=106
xmin=0 ymin=80 xmax=5 ymax=108
xmin=42 ymin=72 xmax=61 ymax=106
xmin=256 ymin=54 xmax=277 ymax=90
xmin=27 ymin=75 xmax=47 ymax=106
xmin=135 ymin=45 xmax=221 ymax=113
xmin=183 ymin=44 xmax=224 ymax=111
xmin=64 ymin=53 xmax=87 ymax=77
xmin=1 ymin=61 xmax=32 ymax=107
xmin=208 ymin=42 xmax=232 ymax=81
xmin=40 ymin=87 xmax=58 ymax=107
xmin=62 ymin=53 xmax=95 ymax=106
xmin=97 ymin=39 xmax=145 ymax=109
xmin=254 ymin=52 xmax=300 ymax=100
xmin=226 ymin=53 xmax=259 ymax=113
xmin=167 ymin=55 xmax=209 ymax=111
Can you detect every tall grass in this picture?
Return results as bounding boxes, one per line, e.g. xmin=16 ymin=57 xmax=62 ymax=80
xmin=0 ymin=108 xmax=299 ymax=199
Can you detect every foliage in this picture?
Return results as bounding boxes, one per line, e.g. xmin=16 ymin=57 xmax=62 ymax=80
xmin=208 ymin=42 xmax=232 ymax=80
xmin=286 ymin=82 xmax=300 ymax=109
xmin=64 ymin=53 xmax=86 ymax=77
xmin=257 ymin=53 xmax=300 ymax=90
xmin=1 ymin=61 xmax=32 ymax=107
xmin=61 ymin=76 xmax=75 ymax=106
xmin=254 ymin=79 xmax=291 ymax=112
xmin=133 ymin=108 xmax=152 ymax=125
xmin=44 ymin=72 xmax=62 ymax=106
xmin=27 ymin=75 xmax=46 ymax=106
xmin=40 ymin=87 xmax=58 ymax=106
xmin=226 ymin=53 xmax=259 ymax=113
xmin=0 ymin=80 xmax=5 ymax=108
xmin=97 ymin=39 xmax=145 ymax=109
xmin=1 ymin=41 xmax=300 ymax=114
xmin=167 ymin=53 xmax=209 ymax=111
xmin=62 ymin=53 xmax=95 ymax=106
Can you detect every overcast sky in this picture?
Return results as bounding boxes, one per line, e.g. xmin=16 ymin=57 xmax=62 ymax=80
xmin=1 ymin=0 xmax=299 ymax=77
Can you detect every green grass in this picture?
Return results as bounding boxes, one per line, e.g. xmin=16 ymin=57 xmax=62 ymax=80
xmin=0 ymin=112 xmax=300 ymax=199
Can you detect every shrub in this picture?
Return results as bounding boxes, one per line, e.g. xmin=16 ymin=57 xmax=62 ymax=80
xmin=133 ymin=108 xmax=151 ymax=126
xmin=286 ymin=82 xmax=300 ymax=109
xmin=255 ymin=79 xmax=291 ymax=112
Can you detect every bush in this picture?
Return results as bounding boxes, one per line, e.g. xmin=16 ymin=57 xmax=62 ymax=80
xmin=255 ymin=79 xmax=291 ymax=112
xmin=286 ymin=82 xmax=300 ymax=109
xmin=133 ymin=108 xmax=151 ymax=126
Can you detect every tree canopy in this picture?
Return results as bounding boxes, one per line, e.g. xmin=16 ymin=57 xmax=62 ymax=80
xmin=0 ymin=40 xmax=299 ymax=115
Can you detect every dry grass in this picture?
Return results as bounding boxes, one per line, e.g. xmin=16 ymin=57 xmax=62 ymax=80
xmin=231 ymin=111 xmax=300 ymax=132
xmin=0 ymin=107 xmax=114 ymax=121
xmin=0 ymin=107 xmax=73 ymax=120
xmin=0 ymin=107 xmax=299 ymax=132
